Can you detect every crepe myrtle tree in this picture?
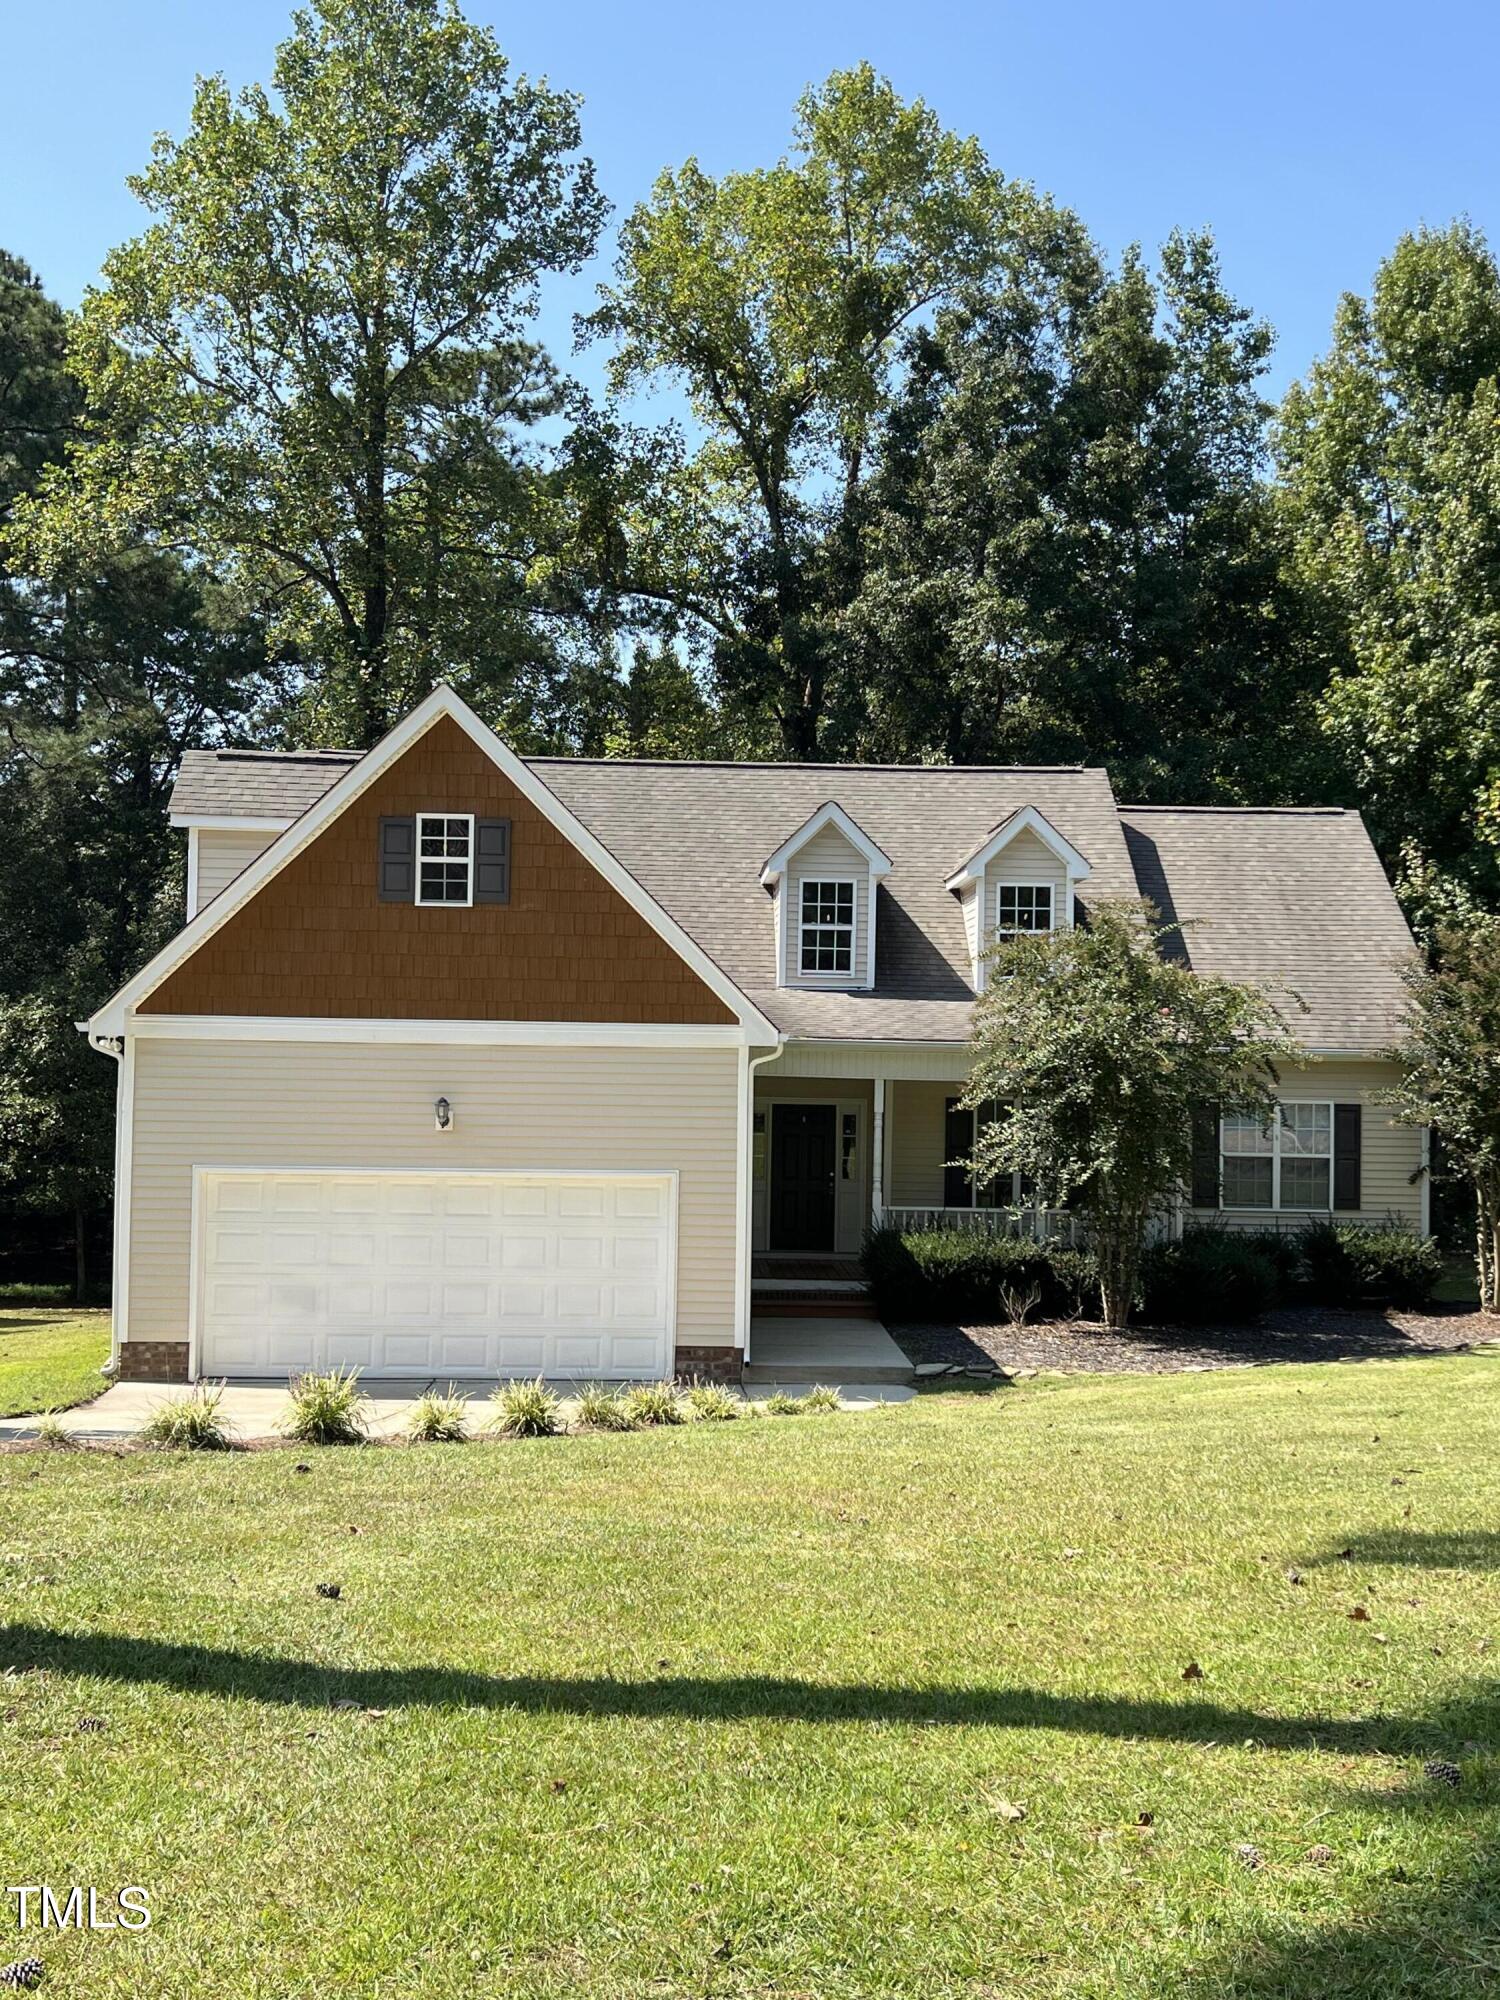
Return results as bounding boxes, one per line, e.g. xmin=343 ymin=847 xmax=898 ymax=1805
xmin=963 ymin=899 xmax=1300 ymax=1328
xmin=1381 ymin=918 xmax=1500 ymax=1310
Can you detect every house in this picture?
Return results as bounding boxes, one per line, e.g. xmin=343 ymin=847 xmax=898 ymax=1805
xmin=84 ymin=683 xmax=1425 ymax=1386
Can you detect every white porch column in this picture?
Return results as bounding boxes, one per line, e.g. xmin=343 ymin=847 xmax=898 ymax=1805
xmin=872 ymin=1073 xmax=886 ymax=1227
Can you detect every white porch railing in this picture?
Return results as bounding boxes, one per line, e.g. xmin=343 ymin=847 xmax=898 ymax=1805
xmin=880 ymin=1205 xmax=1084 ymax=1246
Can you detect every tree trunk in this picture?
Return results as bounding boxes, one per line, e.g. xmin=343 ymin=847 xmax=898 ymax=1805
xmin=1478 ymin=1175 xmax=1500 ymax=1313
xmin=74 ymin=1203 xmax=87 ymax=1306
xmin=1094 ymin=1210 xmax=1144 ymax=1330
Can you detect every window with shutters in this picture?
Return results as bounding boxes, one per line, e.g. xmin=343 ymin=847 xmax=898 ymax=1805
xmin=416 ymin=813 xmax=474 ymax=906
xmin=1220 ymin=1102 xmax=1334 ymax=1209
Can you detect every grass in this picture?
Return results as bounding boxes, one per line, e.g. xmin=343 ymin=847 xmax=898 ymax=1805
xmin=1 ymin=1355 xmax=1498 ymax=1996
xmin=0 ymin=1306 xmax=110 ymax=1417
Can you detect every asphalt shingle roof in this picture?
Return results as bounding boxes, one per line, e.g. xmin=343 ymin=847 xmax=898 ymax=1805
xmin=166 ymin=747 xmax=1415 ymax=1050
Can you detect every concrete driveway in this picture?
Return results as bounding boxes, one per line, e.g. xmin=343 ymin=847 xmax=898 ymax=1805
xmin=0 ymin=1373 xmax=913 ymax=1444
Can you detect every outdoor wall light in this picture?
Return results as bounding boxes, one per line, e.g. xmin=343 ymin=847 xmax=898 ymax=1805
xmin=434 ymin=1096 xmax=453 ymax=1132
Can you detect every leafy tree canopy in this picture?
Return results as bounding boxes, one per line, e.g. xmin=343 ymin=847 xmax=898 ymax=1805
xmin=1278 ymin=221 xmax=1500 ymax=906
xmin=10 ymin=0 xmax=606 ymax=748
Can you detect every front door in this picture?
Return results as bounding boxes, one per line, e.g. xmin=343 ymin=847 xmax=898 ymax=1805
xmin=770 ymin=1103 xmax=837 ymax=1252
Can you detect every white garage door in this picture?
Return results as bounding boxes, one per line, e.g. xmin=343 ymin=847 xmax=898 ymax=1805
xmin=194 ymin=1169 xmax=676 ymax=1380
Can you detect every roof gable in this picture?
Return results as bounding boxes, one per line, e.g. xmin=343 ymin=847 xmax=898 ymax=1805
xmin=94 ymin=687 xmax=773 ymax=1039
xmin=760 ymin=801 xmax=893 ymax=884
xmin=944 ymin=805 xmax=1092 ymax=891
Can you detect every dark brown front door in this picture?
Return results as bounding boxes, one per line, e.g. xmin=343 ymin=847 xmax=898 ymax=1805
xmin=770 ymin=1103 xmax=838 ymax=1252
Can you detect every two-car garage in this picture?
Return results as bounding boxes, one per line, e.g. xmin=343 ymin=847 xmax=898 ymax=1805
xmin=193 ymin=1168 xmax=677 ymax=1380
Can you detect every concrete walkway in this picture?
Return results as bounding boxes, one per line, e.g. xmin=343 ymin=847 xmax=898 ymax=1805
xmin=0 ymin=1369 xmax=913 ymax=1444
xmin=745 ymin=1314 xmax=914 ymax=1386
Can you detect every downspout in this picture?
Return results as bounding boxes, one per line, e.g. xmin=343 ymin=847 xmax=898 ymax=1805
xmin=739 ymin=1040 xmax=784 ymax=1369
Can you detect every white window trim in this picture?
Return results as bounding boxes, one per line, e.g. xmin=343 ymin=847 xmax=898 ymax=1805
xmin=993 ymin=879 xmax=1055 ymax=938
xmin=1219 ymin=1100 xmax=1334 ymax=1212
xmin=797 ymin=876 xmax=858 ymax=980
xmin=415 ymin=812 xmax=476 ymax=908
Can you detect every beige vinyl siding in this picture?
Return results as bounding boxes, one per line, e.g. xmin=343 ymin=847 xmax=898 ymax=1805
xmin=1192 ymin=1060 xmax=1424 ymax=1230
xmin=785 ymin=824 xmax=870 ymax=987
xmin=126 ymin=1038 xmax=739 ymax=1350
xmin=888 ymin=1080 xmax=952 ymax=1208
xmin=194 ymin=828 xmax=277 ymax=911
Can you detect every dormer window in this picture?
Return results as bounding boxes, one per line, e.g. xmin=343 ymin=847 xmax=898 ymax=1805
xmin=995 ymin=882 xmax=1053 ymax=936
xmin=799 ymin=879 xmax=856 ymax=975
xmin=416 ymin=813 xmax=474 ymax=906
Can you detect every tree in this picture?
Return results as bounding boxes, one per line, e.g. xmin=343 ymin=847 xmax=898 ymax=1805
xmin=1382 ymin=918 xmax=1500 ymax=1309
xmin=1277 ymin=222 xmax=1500 ymax=906
xmin=964 ymin=900 xmax=1300 ymax=1327
xmin=580 ymin=63 xmax=1014 ymax=757
xmin=0 ymin=251 xmax=269 ymax=1297
xmin=844 ymin=226 xmax=1326 ymax=795
xmin=11 ymin=0 xmax=605 ymax=748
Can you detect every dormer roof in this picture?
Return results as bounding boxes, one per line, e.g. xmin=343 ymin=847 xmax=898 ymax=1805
xmin=759 ymin=800 xmax=894 ymax=886
xmin=944 ymin=804 xmax=1092 ymax=892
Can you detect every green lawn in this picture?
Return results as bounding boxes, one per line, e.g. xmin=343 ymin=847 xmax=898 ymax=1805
xmin=0 ymin=1306 xmax=111 ymax=1416
xmin=1 ymin=1359 xmax=1497 ymax=1998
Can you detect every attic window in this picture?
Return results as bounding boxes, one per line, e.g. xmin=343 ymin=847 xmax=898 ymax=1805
xmin=995 ymin=882 xmax=1053 ymax=935
xmin=416 ymin=813 xmax=474 ymax=906
xmin=799 ymin=879 xmax=855 ymax=975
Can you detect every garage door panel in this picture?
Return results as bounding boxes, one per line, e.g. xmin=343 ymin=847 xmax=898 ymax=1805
xmin=197 ymin=1171 xmax=674 ymax=1379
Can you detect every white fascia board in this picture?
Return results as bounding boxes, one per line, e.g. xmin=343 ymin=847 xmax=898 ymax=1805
xmin=759 ymin=800 xmax=894 ymax=886
xmin=89 ymin=683 xmax=776 ymax=1041
xmin=127 ymin=1015 xmax=758 ymax=1048
xmin=169 ymin=813 xmax=296 ymax=832
xmin=944 ymin=804 xmax=1093 ymax=892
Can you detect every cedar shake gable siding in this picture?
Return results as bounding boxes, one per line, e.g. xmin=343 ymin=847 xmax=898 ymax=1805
xmin=142 ymin=718 xmax=735 ymax=1024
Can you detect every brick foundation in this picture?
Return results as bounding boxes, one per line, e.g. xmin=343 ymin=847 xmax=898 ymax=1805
xmin=116 ymin=1340 xmax=191 ymax=1384
xmin=673 ymin=1344 xmax=742 ymax=1384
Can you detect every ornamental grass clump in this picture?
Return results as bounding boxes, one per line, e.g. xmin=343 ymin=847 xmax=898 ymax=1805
xmin=405 ymin=1387 xmax=471 ymax=1442
xmin=32 ymin=1412 xmax=76 ymax=1450
xmin=575 ymin=1383 xmax=635 ymax=1431
xmin=686 ymin=1380 xmax=740 ymax=1421
xmin=281 ymin=1367 xmax=368 ymax=1445
xmin=761 ymin=1390 xmax=806 ymax=1416
xmin=801 ymin=1384 xmax=842 ymax=1413
xmin=621 ymin=1380 xmax=685 ymax=1426
xmin=138 ymin=1382 xmax=235 ymax=1451
xmin=490 ymin=1377 xmax=562 ymax=1438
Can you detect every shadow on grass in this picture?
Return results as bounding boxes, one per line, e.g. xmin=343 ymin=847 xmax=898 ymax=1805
xmin=1307 ymin=1530 xmax=1500 ymax=1573
xmin=2 ymin=1623 xmax=1497 ymax=1757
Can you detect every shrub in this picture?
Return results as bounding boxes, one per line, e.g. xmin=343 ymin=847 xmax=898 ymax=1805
xmin=1139 ymin=1229 xmax=1280 ymax=1325
xmin=281 ymin=1367 xmax=367 ymax=1445
xmin=575 ymin=1382 xmax=636 ymax=1430
xmin=1298 ymin=1220 xmax=1442 ymax=1307
xmin=490 ymin=1377 xmax=562 ymax=1438
xmin=139 ymin=1382 xmax=236 ymax=1450
xmin=761 ymin=1390 xmax=805 ymax=1416
xmin=801 ymin=1384 xmax=842 ymax=1414
xmin=1237 ymin=1228 xmax=1306 ymax=1296
xmin=622 ymin=1380 xmax=685 ymax=1427
xmin=685 ymin=1380 xmax=740 ymax=1421
xmin=405 ymin=1387 xmax=470 ymax=1442
xmin=862 ymin=1225 xmax=1098 ymax=1322
xmin=0 ymin=1282 xmax=72 ymax=1307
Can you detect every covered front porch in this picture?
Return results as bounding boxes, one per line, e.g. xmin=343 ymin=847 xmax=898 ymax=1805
xmin=749 ymin=1044 xmax=1079 ymax=1277
xmin=745 ymin=1042 xmax=1082 ymax=1383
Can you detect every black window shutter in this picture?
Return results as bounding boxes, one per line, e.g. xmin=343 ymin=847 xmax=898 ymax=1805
xmin=1190 ymin=1101 xmax=1221 ymax=1208
xmin=378 ymin=815 xmax=415 ymax=902
xmin=943 ymin=1096 xmax=974 ymax=1209
xmin=474 ymin=818 xmax=511 ymax=905
xmin=1333 ymin=1103 xmax=1362 ymax=1210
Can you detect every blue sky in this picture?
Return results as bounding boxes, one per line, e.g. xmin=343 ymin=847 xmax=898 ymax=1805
xmin=2 ymin=0 xmax=1495 ymax=401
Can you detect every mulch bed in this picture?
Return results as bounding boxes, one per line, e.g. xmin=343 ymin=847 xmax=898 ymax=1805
xmin=892 ymin=1304 xmax=1500 ymax=1377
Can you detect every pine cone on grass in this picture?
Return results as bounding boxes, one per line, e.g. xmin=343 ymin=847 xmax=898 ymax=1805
xmin=0 ymin=1959 xmax=44 ymax=1991
xmin=1423 ymin=1758 xmax=1463 ymax=1788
